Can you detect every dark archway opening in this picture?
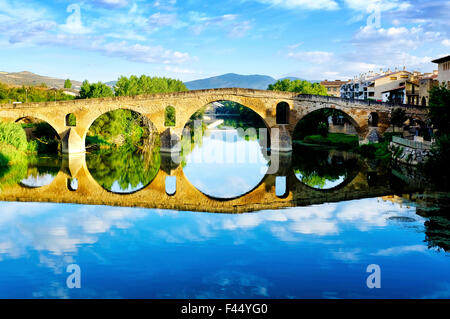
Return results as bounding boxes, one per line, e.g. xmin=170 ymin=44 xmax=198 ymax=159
xmin=292 ymin=108 xmax=359 ymax=148
xmin=421 ymin=97 xmax=427 ymax=107
xmin=276 ymin=102 xmax=289 ymax=124
xmin=368 ymin=112 xmax=379 ymax=127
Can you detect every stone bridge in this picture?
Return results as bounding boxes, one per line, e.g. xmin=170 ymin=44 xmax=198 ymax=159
xmin=0 ymin=88 xmax=428 ymax=153
xmin=0 ymin=151 xmax=421 ymax=214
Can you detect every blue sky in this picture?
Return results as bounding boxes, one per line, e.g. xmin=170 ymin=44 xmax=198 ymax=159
xmin=0 ymin=0 xmax=449 ymax=82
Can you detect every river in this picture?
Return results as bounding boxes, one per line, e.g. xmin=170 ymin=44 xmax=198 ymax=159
xmin=0 ymin=117 xmax=449 ymax=298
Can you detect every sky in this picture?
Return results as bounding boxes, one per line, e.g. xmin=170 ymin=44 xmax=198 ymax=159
xmin=0 ymin=0 xmax=449 ymax=83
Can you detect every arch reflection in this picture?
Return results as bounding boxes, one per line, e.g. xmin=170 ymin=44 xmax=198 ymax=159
xmin=292 ymin=145 xmax=358 ymax=190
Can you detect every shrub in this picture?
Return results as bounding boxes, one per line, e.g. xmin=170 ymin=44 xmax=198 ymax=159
xmin=0 ymin=122 xmax=28 ymax=151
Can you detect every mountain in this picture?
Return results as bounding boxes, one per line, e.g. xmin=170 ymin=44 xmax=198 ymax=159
xmin=0 ymin=71 xmax=82 ymax=89
xmin=279 ymin=76 xmax=320 ymax=83
xmin=185 ymin=73 xmax=277 ymax=90
xmin=184 ymin=73 xmax=321 ymax=90
xmin=105 ymin=80 xmax=117 ymax=88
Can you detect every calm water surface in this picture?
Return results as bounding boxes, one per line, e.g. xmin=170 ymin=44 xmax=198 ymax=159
xmin=0 ymin=119 xmax=449 ymax=299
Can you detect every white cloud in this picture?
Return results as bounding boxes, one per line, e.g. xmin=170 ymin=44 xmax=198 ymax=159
xmin=148 ymin=12 xmax=178 ymax=29
xmin=286 ymin=25 xmax=439 ymax=80
xmin=229 ymin=21 xmax=252 ymax=38
xmin=442 ymin=39 xmax=450 ymax=47
xmin=288 ymin=51 xmax=334 ymax=64
xmin=254 ymin=0 xmax=339 ymax=10
xmin=98 ymin=41 xmax=191 ymax=64
xmin=372 ymin=245 xmax=428 ymax=256
xmin=91 ymin=0 xmax=130 ymax=8
xmin=344 ymin=0 xmax=411 ymax=13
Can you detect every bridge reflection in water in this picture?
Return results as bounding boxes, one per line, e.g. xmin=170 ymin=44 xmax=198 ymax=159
xmin=0 ymin=145 xmax=421 ymax=214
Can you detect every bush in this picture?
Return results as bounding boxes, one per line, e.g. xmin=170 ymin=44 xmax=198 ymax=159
xmin=0 ymin=122 xmax=28 ymax=151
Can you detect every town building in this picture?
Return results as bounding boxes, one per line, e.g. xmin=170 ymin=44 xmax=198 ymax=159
xmin=418 ymin=71 xmax=438 ymax=106
xmin=432 ymin=55 xmax=450 ymax=88
xmin=320 ymin=80 xmax=348 ymax=97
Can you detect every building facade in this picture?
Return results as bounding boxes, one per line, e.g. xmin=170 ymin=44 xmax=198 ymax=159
xmin=432 ymin=55 xmax=450 ymax=88
xmin=320 ymin=80 xmax=348 ymax=97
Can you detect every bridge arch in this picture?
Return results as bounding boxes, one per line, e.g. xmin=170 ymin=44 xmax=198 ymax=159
xmin=292 ymin=106 xmax=363 ymax=140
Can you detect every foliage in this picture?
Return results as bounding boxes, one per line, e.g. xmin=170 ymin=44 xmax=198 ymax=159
xmin=114 ymin=75 xmax=187 ymax=97
xmin=424 ymin=134 xmax=450 ymax=187
xmin=79 ymin=80 xmax=114 ymax=99
xmin=0 ymin=82 xmax=75 ymax=103
xmin=87 ymin=109 xmax=149 ymax=147
xmin=355 ymin=141 xmax=391 ymax=161
xmin=428 ymin=85 xmax=450 ymax=136
xmin=165 ymin=105 xmax=176 ymax=127
xmin=267 ymin=79 xmax=328 ymax=96
xmin=301 ymin=133 xmax=359 ymax=149
xmin=292 ymin=145 xmax=358 ymax=189
xmin=0 ymin=122 xmax=28 ymax=152
xmin=390 ymin=108 xmax=407 ymax=132
xmin=64 ymin=79 xmax=72 ymax=89
xmin=424 ymin=85 xmax=450 ymax=187
xmin=66 ymin=113 xmax=77 ymax=126
xmin=86 ymin=144 xmax=160 ymax=193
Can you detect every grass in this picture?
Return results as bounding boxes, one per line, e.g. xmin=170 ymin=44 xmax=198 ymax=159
xmin=299 ymin=133 xmax=359 ymax=149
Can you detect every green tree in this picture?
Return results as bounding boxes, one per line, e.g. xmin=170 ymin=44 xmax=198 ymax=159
xmin=390 ymin=108 xmax=407 ymax=132
xmin=268 ymin=79 xmax=328 ymax=96
xmin=114 ymin=75 xmax=187 ymax=97
xmin=64 ymin=79 xmax=72 ymax=89
xmin=428 ymin=85 xmax=450 ymax=136
xmin=79 ymin=80 xmax=114 ymax=99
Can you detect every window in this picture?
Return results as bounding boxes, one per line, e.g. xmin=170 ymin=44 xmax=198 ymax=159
xmin=165 ymin=176 xmax=176 ymax=196
xmin=390 ymin=76 xmax=397 ymax=80
xmin=276 ymin=102 xmax=289 ymax=124
xmin=275 ymin=176 xmax=287 ymax=198
xmin=66 ymin=113 xmax=76 ymax=126
xmin=164 ymin=105 xmax=176 ymax=127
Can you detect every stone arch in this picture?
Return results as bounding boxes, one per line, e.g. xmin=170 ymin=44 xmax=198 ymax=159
xmin=181 ymin=98 xmax=272 ymax=133
xmin=368 ymin=112 xmax=379 ymax=127
xmin=293 ymin=106 xmax=363 ymax=139
xmin=81 ymin=106 xmax=160 ymax=144
xmin=421 ymin=96 xmax=427 ymax=107
xmin=276 ymin=101 xmax=289 ymax=124
xmin=14 ymin=115 xmax=62 ymax=140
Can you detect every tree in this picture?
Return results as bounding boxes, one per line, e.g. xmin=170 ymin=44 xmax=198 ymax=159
xmin=114 ymin=75 xmax=188 ymax=97
xmin=64 ymin=79 xmax=72 ymax=89
xmin=390 ymin=108 xmax=407 ymax=132
xmin=428 ymin=84 xmax=450 ymax=136
xmin=268 ymin=79 xmax=328 ymax=96
xmin=79 ymin=80 xmax=114 ymax=99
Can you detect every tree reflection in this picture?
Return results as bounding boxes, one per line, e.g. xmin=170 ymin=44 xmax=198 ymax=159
xmin=292 ymin=145 xmax=358 ymax=189
xmin=86 ymin=145 xmax=161 ymax=193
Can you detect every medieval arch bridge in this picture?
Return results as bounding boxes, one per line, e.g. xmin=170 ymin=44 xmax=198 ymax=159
xmin=0 ymin=88 xmax=427 ymax=154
